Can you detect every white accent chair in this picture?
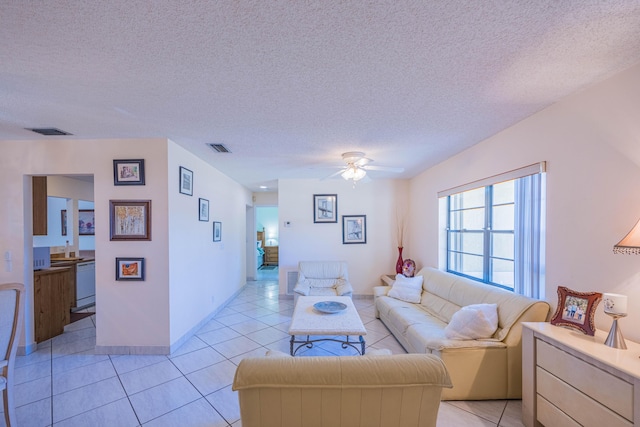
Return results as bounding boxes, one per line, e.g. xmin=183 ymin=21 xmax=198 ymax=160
xmin=1 ymin=283 xmax=25 ymax=427
xmin=293 ymin=261 xmax=353 ymax=304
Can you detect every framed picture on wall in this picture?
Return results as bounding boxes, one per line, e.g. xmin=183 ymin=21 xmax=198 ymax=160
xmin=109 ymin=200 xmax=152 ymax=241
xmin=199 ymin=198 xmax=209 ymax=221
xmin=78 ymin=209 xmax=95 ymax=235
xmin=313 ymin=194 xmax=337 ymax=223
xmin=342 ymin=215 xmax=366 ymax=244
xmin=179 ymin=166 xmax=193 ymax=196
xmin=61 ymin=209 xmax=95 ymax=235
xmin=115 ymin=257 xmax=145 ymax=281
xmin=213 ymin=221 xmax=222 ymax=242
xmin=113 ymin=159 xmax=145 ymax=185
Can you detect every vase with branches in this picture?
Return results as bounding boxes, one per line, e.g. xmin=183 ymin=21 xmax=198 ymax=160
xmin=395 ymin=208 xmax=407 ymax=274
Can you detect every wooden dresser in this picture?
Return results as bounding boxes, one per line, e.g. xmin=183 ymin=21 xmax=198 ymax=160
xmin=522 ymin=322 xmax=640 ymax=427
xmin=264 ymin=246 xmax=278 ymax=266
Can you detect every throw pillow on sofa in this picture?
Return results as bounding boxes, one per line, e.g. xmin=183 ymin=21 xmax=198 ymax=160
xmin=444 ymin=303 xmax=498 ymax=340
xmin=387 ymin=274 xmax=424 ymax=303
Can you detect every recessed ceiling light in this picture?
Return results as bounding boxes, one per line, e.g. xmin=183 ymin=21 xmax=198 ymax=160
xmin=259 ymin=186 xmax=268 ymax=190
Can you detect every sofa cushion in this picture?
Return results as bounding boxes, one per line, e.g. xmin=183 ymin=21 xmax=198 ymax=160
xmin=388 ymin=274 xmax=423 ymax=303
xmin=406 ymin=323 xmax=507 ymax=352
xmin=444 ymin=303 xmax=498 ymax=340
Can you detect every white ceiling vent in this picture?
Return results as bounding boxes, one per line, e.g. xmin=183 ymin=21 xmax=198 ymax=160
xmin=207 ymin=143 xmax=231 ymax=153
xmin=26 ymin=127 xmax=72 ymax=136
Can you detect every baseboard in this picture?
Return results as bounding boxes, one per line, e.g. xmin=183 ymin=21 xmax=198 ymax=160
xmin=17 ymin=341 xmax=38 ymax=356
xmin=95 ymin=285 xmax=247 ymax=355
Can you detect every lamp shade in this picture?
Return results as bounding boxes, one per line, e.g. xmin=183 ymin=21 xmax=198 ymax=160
xmin=614 ymin=217 xmax=640 ymax=254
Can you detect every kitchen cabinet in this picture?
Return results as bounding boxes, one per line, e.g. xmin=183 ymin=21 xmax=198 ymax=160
xmin=34 ymin=267 xmax=74 ymax=342
xmin=32 ymin=176 xmax=47 ymax=235
xmin=264 ymin=246 xmax=278 ymax=266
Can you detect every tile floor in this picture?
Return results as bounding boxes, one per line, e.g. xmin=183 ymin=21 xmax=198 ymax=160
xmin=2 ymin=269 xmax=525 ymax=426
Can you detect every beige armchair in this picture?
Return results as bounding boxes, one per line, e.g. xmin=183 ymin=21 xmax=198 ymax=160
xmin=233 ymin=351 xmax=452 ymax=427
xmin=293 ymin=261 xmax=353 ymax=304
xmin=1 ymin=283 xmax=25 ymax=427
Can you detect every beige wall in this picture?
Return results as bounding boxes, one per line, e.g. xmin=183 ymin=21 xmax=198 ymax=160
xmin=278 ymin=178 xmax=410 ymax=295
xmin=407 ymin=63 xmax=640 ymax=342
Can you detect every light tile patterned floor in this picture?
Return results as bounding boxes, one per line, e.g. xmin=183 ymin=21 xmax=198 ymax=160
xmin=2 ymin=271 xmax=525 ymax=426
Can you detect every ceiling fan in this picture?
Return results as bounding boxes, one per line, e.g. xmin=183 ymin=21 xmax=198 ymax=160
xmin=324 ymin=152 xmax=405 ymax=184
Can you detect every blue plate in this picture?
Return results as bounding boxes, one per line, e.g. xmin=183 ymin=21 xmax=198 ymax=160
xmin=313 ymin=301 xmax=347 ymax=314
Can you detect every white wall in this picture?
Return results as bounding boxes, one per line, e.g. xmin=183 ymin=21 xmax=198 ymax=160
xmin=278 ymin=178 xmax=409 ymax=295
xmin=167 ymin=141 xmax=252 ymax=345
xmin=408 ymin=62 xmax=640 ymax=342
xmin=0 ymin=137 xmax=251 ymax=353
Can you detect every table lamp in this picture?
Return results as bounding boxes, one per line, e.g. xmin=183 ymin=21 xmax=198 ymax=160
xmin=608 ymin=217 xmax=640 ymax=349
xmin=603 ymin=293 xmax=627 ymax=349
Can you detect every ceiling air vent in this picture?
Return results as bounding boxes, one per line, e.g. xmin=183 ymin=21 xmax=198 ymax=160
xmin=207 ymin=143 xmax=231 ymax=153
xmin=26 ymin=127 xmax=73 ymax=136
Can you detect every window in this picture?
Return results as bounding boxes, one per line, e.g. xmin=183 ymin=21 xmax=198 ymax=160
xmin=439 ymin=163 xmax=546 ymax=298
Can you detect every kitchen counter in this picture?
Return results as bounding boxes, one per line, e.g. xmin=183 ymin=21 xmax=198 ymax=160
xmin=50 ymin=257 xmax=95 ymax=267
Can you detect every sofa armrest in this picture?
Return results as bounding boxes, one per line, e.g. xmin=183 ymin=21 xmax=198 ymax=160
xmin=373 ymin=285 xmax=390 ymax=297
xmin=334 ymin=280 xmax=353 ymax=296
xmin=373 ymin=286 xmax=391 ymax=318
xmin=293 ymin=281 xmax=310 ymax=296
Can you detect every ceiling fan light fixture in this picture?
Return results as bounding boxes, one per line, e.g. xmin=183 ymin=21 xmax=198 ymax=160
xmin=341 ymin=165 xmax=366 ymax=181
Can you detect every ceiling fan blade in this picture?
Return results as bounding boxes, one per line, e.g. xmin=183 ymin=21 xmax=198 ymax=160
xmin=354 ymin=157 xmax=372 ymax=167
xmin=320 ymin=169 xmax=346 ymax=180
xmin=362 ymin=165 xmax=405 ymax=173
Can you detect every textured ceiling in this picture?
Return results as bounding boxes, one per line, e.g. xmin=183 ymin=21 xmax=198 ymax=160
xmin=1 ymin=1 xmax=640 ymax=191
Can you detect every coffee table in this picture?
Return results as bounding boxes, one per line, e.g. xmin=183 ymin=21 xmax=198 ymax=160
xmin=289 ymin=296 xmax=367 ymax=356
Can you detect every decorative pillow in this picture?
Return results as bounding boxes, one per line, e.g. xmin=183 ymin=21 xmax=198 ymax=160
xmin=444 ymin=303 xmax=499 ymax=340
xmin=387 ymin=274 xmax=423 ymax=303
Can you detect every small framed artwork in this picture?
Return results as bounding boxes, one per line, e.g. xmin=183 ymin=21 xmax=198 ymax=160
xmin=109 ymin=200 xmax=152 ymax=241
xmin=213 ymin=221 xmax=222 ymax=242
xmin=61 ymin=210 xmax=67 ymax=236
xmin=113 ymin=159 xmax=145 ymax=185
xmin=313 ymin=194 xmax=337 ymax=223
xmin=199 ymin=198 xmax=210 ymax=221
xmin=61 ymin=209 xmax=95 ymax=235
xmin=179 ymin=166 xmax=193 ymax=196
xmin=115 ymin=257 xmax=145 ymax=281
xmin=342 ymin=215 xmax=366 ymax=244
xmin=78 ymin=209 xmax=95 ymax=235
xmin=550 ymin=286 xmax=602 ymax=336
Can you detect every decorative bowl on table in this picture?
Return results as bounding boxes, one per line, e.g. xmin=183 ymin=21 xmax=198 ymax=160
xmin=313 ymin=301 xmax=347 ymax=314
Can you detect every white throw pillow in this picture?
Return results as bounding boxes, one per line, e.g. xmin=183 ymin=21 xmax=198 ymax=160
xmin=444 ymin=303 xmax=499 ymax=340
xmin=387 ymin=274 xmax=423 ymax=303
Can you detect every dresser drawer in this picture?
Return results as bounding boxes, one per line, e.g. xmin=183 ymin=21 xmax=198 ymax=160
xmin=536 ymin=395 xmax=580 ymax=427
xmin=537 ymin=339 xmax=633 ymax=420
xmin=537 ymin=367 xmax=631 ymax=427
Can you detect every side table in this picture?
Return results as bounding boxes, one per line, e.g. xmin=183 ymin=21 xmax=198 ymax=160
xmin=380 ymin=274 xmax=396 ymax=286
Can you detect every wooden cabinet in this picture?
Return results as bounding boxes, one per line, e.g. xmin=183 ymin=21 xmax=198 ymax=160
xmin=32 ymin=176 xmax=47 ymax=235
xmin=522 ymin=322 xmax=640 ymax=427
xmin=264 ymin=246 xmax=278 ymax=266
xmin=34 ymin=267 xmax=74 ymax=342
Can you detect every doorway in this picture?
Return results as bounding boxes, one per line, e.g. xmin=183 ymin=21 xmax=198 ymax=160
xmin=256 ymin=206 xmax=278 ymax=281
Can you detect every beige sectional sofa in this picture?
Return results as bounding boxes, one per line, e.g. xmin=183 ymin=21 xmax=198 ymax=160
xmin=233 ymin=350 xmax=452 ymax=427
xmin=374 ymin=267 xmax=550 ymax=400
